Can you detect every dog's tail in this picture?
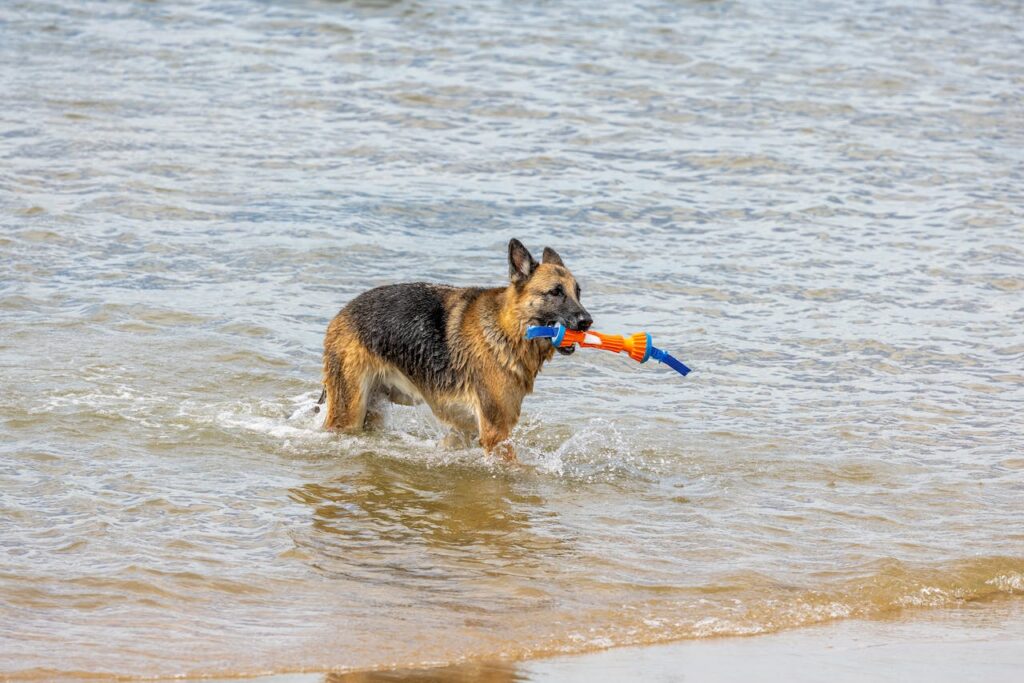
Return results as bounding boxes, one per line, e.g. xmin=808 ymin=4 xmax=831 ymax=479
xmin=313 ymin=387 xmax=326 ymax=414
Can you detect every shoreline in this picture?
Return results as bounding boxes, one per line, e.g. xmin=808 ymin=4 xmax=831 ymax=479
xmin=175 ymin=598 xmax=1024 ymax=683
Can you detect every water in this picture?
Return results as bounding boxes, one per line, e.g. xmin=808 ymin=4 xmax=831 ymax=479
xmin=2 ymin=0 xmax=1023 ymax=679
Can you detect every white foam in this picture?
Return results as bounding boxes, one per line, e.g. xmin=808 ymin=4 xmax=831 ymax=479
xmin=216 ymin=411 xmax=330 ymax=441
xmin=207 ymin=391 xmax=661 ymax=477
xmin=524 ymin=417 xmax=655 ymax=480
xmin=986 ymin=573 xmax=1024 ymax=593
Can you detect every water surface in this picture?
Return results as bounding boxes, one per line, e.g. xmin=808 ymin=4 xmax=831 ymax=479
xmin=2 ymin=0 xmax=1023 ymax=679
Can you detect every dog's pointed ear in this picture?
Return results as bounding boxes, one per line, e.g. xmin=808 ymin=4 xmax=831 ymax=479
xmin=541 ymin=247 xmax=564 ymax=267
xmin=508 ymin=238 xmax=538 ymax=284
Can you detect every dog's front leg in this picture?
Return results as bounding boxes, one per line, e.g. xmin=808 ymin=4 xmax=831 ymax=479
xmin=428 ymin=400 xmax=478 ymax=450
xmin=480 ymin=422 xmax=515 ymax=462
xmin=476 ymin=392 xmax=518 ymax=462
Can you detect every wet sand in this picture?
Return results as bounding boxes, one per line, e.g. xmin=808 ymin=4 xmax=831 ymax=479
xmin=191 ymin=600 xmax=1024 ymax=683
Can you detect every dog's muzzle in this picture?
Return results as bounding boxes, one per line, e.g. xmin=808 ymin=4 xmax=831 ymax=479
xmin=551 ymin=314 xmax=592 ymax=355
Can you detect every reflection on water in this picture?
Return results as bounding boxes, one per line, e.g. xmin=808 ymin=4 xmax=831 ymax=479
xmin=2 ymin=0 xmax=1023 ymax=679
xmin=289 ymin=458 xmax=570 ymax=596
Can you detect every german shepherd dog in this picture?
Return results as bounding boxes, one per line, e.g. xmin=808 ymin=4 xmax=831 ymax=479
xmin=320 ymin=239 xmax=592 ymax=461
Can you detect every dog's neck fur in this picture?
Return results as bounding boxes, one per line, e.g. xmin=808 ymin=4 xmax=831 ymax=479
xmin=478 ymin=285 xmax=552 ymax=387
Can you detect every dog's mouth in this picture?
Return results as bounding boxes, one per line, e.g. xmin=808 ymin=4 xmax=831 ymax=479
xmin=537 ymin=319 xmax=577 ymax=355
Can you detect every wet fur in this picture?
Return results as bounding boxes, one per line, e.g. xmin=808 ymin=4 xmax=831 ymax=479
xmin=321 ymin=240 xmax=590 ymax=461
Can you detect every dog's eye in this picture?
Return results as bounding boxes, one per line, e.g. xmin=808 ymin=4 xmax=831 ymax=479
xmin=549 ymin=285 xmax=564 ymax=298
xmin=575 ymin=284 xmax=581 ymax=300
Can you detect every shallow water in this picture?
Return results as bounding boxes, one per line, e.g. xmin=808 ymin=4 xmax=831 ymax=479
xmin=2 ymin=0 xmax=1023 ymax=679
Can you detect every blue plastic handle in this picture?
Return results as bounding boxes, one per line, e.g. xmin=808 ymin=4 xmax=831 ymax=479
xmin=525 ymin=324 xmax=568 ymax=346
xmin=649 ymin=346 xmax=692 ymax=377
xmin=525 ymin=325 xmax=559 ymax=340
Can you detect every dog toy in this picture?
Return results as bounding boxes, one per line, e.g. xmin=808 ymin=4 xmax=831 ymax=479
xmin=525 ymin=324 xmax=691 ymax=377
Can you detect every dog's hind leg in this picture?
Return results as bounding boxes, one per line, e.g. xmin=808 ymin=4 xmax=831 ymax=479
xmin=321 ymin=349 xmax=349 ymax=431
xmin=363 ymin=389 xmax=390 ymax=431
xmin=323 ymin=321 xmax=375 ymax=433
xmin=323 ymin=355 xmax=373 ymax=433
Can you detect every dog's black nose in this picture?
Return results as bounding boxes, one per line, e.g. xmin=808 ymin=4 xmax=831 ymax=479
xmin=575 ymin=315 xmax=593 ymax=332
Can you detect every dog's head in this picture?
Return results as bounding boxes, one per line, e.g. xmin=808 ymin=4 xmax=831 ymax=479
xmin=507 ymin=238 xmax=592 ymax=356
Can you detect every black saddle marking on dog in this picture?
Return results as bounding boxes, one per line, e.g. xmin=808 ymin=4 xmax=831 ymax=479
xmin=346 ymin=283 xmax=469 ymax=391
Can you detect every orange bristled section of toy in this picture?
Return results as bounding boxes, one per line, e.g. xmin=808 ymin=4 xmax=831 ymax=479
xmin=558 ymin=329 xmax=649 ymax=363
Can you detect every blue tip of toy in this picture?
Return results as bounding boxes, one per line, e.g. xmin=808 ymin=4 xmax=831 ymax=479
xmin=667 ymin=356 xmax=692 ymax=376
xmin=525 ymin=325 xmax=560 ymax=340
xmin=650 ymin=346 xmax=691 ymax=377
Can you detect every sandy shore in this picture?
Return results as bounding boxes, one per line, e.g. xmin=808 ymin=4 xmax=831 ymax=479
xmin=188 ymin=599 xmax=1024 ymax=683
